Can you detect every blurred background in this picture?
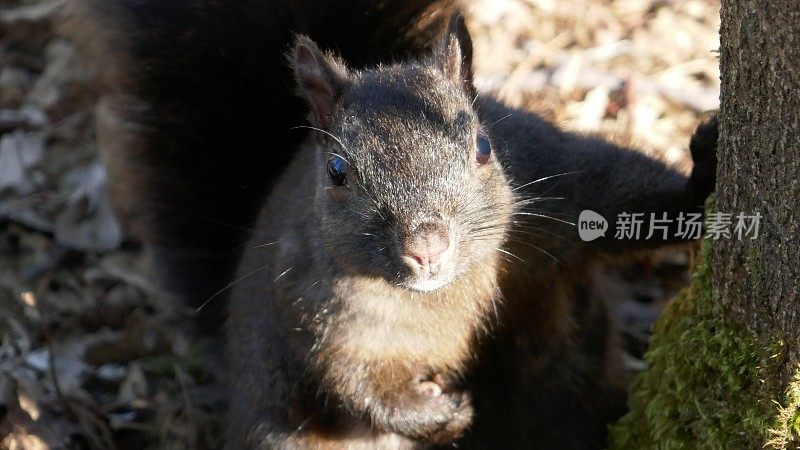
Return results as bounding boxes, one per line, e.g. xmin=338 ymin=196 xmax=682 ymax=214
xmin=0 ymin=0 xmax=719 ymax=448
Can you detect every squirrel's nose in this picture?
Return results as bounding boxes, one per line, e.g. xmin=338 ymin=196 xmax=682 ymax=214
xmin=404 ymin=221 xmax=450 ymax=268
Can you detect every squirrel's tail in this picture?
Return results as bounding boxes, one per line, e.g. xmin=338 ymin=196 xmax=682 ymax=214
xmin=63 ymin=0 xmax=456 ymax=328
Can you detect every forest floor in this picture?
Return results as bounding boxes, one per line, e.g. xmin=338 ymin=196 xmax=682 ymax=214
xmin=0 ymin=0 xmax=720 ymax=448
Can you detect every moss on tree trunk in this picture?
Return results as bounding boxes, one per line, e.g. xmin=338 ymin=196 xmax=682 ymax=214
xmin=608 ymin=211 xmax=799 ymax=448
xmin=609 ymin=0 xmax=800 ymax=447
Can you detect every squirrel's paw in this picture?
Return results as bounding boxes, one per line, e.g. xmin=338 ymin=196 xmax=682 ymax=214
xmin=687 ymin=115 xmax=719 ymax=200
xmin=376 ymin=374 xmax=474 ymax=444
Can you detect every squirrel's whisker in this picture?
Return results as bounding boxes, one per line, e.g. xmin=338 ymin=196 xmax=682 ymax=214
xmin=512 ymin=171 xmax=584 ymax=192
xmin=291 ymin=125 xmax=349 ymax=154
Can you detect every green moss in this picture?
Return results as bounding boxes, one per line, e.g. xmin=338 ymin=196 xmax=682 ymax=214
xmin=767 ymin=370 xmax=800 ymax=449
xmin=608 ymin=196 xmax=798 ymax=449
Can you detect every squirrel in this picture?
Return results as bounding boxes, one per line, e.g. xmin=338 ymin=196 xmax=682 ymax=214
xmin=65 ymin=1 xmax=717 ymax=449
xmin=226 ymin=15 xmax=718 ymax=450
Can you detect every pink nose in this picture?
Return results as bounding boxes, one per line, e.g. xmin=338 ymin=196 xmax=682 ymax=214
xmin=404 ymin=222 xmax=450 ymax=267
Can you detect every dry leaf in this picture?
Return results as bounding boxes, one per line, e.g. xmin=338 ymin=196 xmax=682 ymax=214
xmin=55 ymin=162 xmax=122 ymax=252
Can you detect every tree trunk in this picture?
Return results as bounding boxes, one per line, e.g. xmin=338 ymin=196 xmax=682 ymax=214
xmin=609 ymin=1 xmax=799 ymax=448
xmin=716 ymin=0 xmax=799 ymax=383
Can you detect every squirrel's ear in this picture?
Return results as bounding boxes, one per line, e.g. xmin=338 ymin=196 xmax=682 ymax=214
xmin=437 ymin=13 xmax=475 ymax=99
xmin=292 ymin=36 xmax=349 ymax=128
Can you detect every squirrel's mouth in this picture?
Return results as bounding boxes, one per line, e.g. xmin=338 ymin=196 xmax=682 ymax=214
xmin=401 ymin=276 xmax=452 ymax=293
xmin=398 ymin=258 xmax=457 ymax=292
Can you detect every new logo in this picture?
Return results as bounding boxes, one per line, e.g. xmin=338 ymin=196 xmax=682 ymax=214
xmin=578 ymin=210 xmax=608 ymax=242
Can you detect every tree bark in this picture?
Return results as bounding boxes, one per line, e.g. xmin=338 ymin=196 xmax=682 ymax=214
xmin=609 ymin=1 xmax=799 ymax=448
xmin=716 ymin=0 xmax=799 ymax=384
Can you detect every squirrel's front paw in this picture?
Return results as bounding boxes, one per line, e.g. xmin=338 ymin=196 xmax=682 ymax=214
xmin=687 ymin=115 xmax=719 ymax=201
xmin=378 ymin=374 xmax=474 ymax=444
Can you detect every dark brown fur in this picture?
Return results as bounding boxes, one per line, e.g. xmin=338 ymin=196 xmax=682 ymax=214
xmin=226 ymin=17 xmax=718 ymax=450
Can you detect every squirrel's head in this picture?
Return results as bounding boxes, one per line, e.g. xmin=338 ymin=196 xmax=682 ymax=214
xmin=291 ymin=14 xmax=513 ymax=293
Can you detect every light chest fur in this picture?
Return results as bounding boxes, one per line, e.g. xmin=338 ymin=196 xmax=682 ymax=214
xmin=273 ymin=230 xmax=501 ymax=371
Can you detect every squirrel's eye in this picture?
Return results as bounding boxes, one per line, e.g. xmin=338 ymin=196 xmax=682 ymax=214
xmin=327 ymin=155 xmax=348 ymax=186
xmin=476 ymin=134 xmax=492 ymax=164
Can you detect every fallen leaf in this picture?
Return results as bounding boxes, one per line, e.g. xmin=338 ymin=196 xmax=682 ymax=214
xmin=55 ymin=162 xmax=122 ymax=252
xmin=0 ymin=130 xmax=45 ymax=194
